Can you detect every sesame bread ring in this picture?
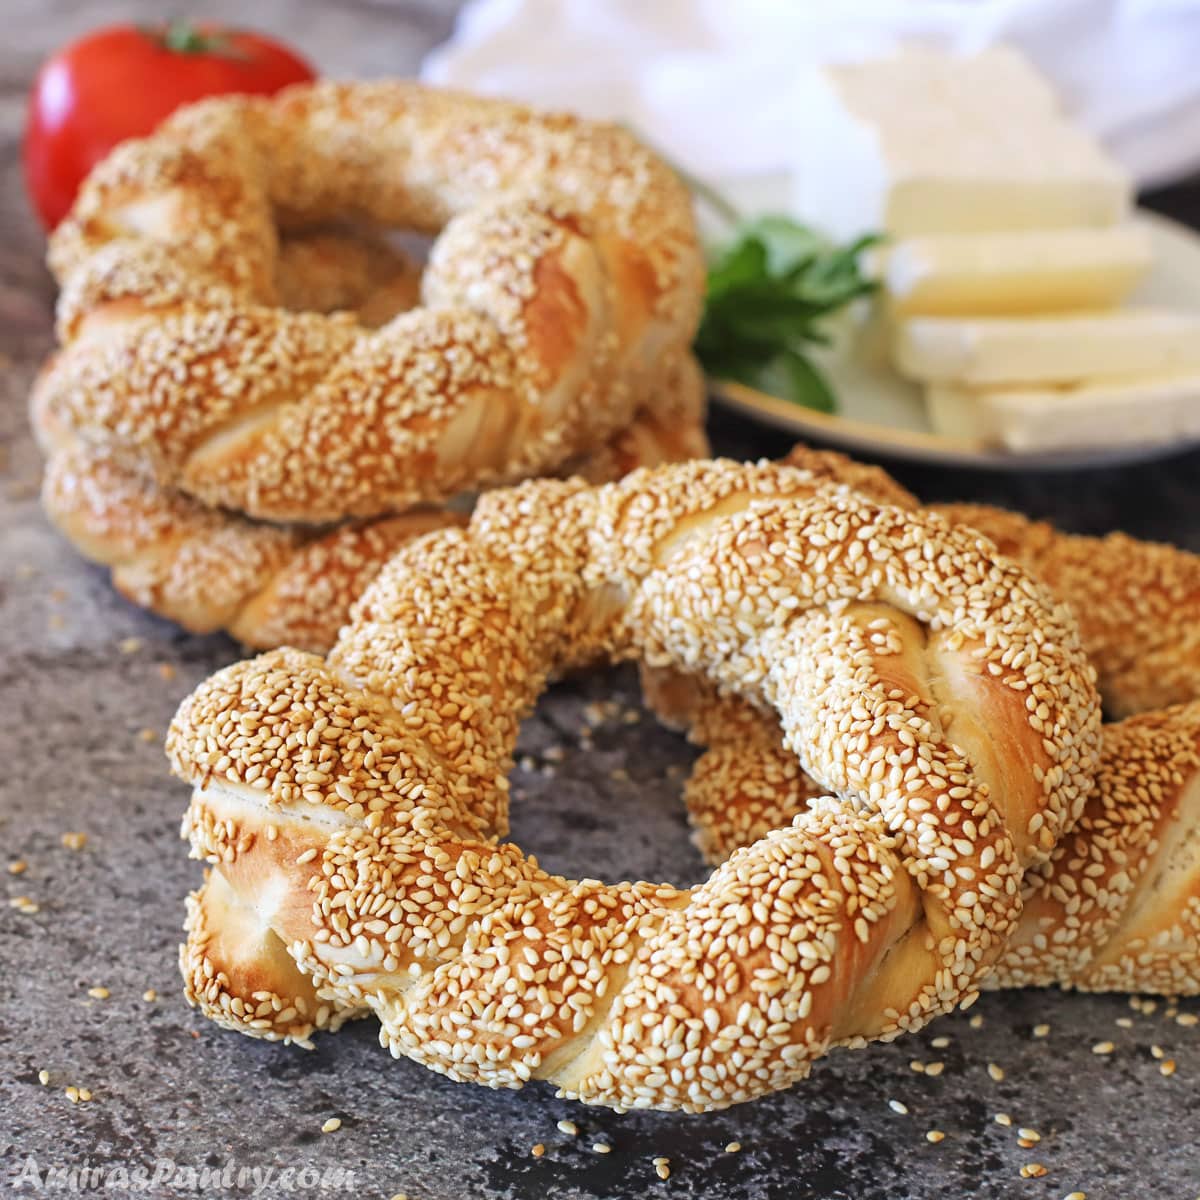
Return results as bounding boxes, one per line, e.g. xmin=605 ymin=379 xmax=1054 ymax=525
xmin=169 ymin=459 xmax=1099 ymax=1111
xmin=34 ymin=81 xmax=704 ymax=524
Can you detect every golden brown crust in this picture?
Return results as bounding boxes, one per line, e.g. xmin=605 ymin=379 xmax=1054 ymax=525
xmin=169 ymin=459 xmax=1099 ymax=1112
xmin=38 ymin=80 xmax=704 ymax=523
xmin=782 ymin=446 xmax=1200 ymax=718
xmin=37 ymin=349 xmax=707 ymax=650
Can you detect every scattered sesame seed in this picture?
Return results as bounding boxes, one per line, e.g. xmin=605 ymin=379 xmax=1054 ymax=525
xmin=8 ymin=860 xmax=27 ymax=875
xmin=889 ymin=1100 xmax=909 ymax=1115
xmin=988 ymin=1062 xmax=1006 ymax=1081
xmin=158 ymin=662 xmax=177 ymax=681
xmin=137 ymin=728 xmax=157 ymax=743
xmin=1091 ymin=1041 xmax=1115 ymax=1056
xmin=1063 ymin=1192 xmax=1087 ymax=1200
xmin=65 ymin=1087 xmax=79 ymax=1104
xmin=930 ymin=1036 xmax=951 ymax=1049
xmin=119 ymin=637 xmax=143 ymax=654
xmin=653 ymin=1157 xmax=671 ymax=1180
xmin=60 ymin=831 xmax=88 ymax=851
xmin=143 ymin=989 xmax=158 ymax=1002
xmin=910 ymin=1060 xmax=926 ymax=1074
xmin=592 ymin=1143 xmax=611 ymax=1154
xmin=1177 ymin=1013 xmax=1198 ymax=1027
xmin=1151 ymin=1045 xmax=1165 ymax=1059
xmin=38 ymin=1070 xmax=50 ymax=1086
xmin=321 ymin=1117 xmax=342 ymax=1133
xmin=87 ymin=986 xmax=110 ymax=1000
xmin=530 ymin=1144 xmax=545 ymax=1158
xmin=970 ymin=1015 xmax=985 ymax=1030
xmin=724 ymin=1142 xmax=742 ymax=1154
xmin=995 ymin=1113 xmax=1013 ymax=1127
xmin=1032 ymin=1024 xmax=1051 ymax=1038
xmin=1018 ymin=1128 xmax=1041 ymax=1143
xmin=925 ymin=1130 xmax=945 ymax=1143
xmin=1020 ymin=1163 xmax=1048 ymax=1179
xmin=78 ymin=1088 xmax=93 ymax=1102
xmin=924 ymin=1061 xmax=945 ymax=1077
xmin=9 ymin=896 xmax=39 ymax=915
xmin=1160 ymin=1060 xmax=1177 ymax=1077
xmin=557 ymin=1120 xmax=578 ymax=1136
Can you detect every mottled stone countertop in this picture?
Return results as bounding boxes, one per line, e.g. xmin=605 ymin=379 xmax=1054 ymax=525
xmin=1 ymin=4 xmax=1197 ymax=1199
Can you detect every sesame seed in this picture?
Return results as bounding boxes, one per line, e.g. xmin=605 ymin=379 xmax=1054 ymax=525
xmin=1018 ymin=1128 xmax=1041 ymax=1143
xmin=1151 ymin=1045 xmax=1165 ymax=1059
xmin=995 ymin=1114 xmax=1013 ymax=1127
xmin=930 ymin=1036 xmax=951 ymax=1049
xmin=654 ymin=1158 xmax=671 ymax=1180
xmin=158 ymin=663 xmax=177 ymax=681
xmin=38 ymin=1070 xmax=50 ymax=1086
xmin=557 ymin=1120 xmax=578 ymax=1136
xmin=9 ymin=896 xmax=39 ymax=915
xmin=1177 ymin=1013 xmax=1198 ymax=1027
xmin=1160 ymin=1060 xmax=1177 ymax=1077
xmin=65 ymin=1087 xmax=79 ymax=1104
xmin=119 ymin=637 xmax=143 ymax=654
xmin=724 ymin=1142 xmax=742 ymax=1153
xmin=142 ymin=989 xmax=158 ymax=1002
xmin=988 ymin=1062 xmax=1006 ymax=1081
xmin=137 ymin=728 xmax=157 ymax=744
xmin=1032 ymin=1024 xmax=1050 ymax=1038
xmin=909 ymin=1060 xmax=926 ymax=1074
xmin=924 ymin=1061 xmax=945 ymax=1077
xmin=925 ymin=1130 xmax=945 ymax=1143
xmin=1020 ymin=1163 xmax=1048 ymax=1179
xmin=969 ymin=1015 xmax=985 ymax=1030
xmin=321 ymin=1117 xmax=342 ymax=1133
xmin=87 ymin=987 xmax=110 ymax=1000
xmin=1091 ymin=1041 xmax=1114 ymax=1056
xmin=60 ymin=832 xmax=88 ymax=851
xmin=888 ymin=1100 xmax=909 ymax=1115
xmin=531 ymin=1144 xmax=545 ymax=1158
xmin=592 ymin=1143 xmax=611 ymax=1154
xmin=8 ymin=860 xmax=27 ymax=875
xmin=1063 ymin=1193 xmax=1087 ymax=1200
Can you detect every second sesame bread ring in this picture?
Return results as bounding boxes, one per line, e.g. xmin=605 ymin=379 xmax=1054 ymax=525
xmin=169 ymin=459 xmax=1100 ymax=1111
xmin=35 ymin=81 xmax=704 ymax=523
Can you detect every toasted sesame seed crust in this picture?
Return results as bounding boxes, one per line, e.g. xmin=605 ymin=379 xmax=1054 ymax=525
xmin=36 ymin=81 xmax=704 ymax=524
xmin=783 ymin=447 xmax=1200 ymax=720
xmin=37 ymin=349 xmax=706 ymax=650
xmin=169 ymin=458 xmax=1099 ymax=1112
xmin=648 ymin=447 xmax=1200 ymax=998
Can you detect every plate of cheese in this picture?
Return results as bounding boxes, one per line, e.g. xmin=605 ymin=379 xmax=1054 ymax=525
xmin=710 ymin=48 xmax=1200 ymax=468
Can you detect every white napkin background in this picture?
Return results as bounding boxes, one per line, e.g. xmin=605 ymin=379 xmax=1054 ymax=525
xmin=422 ymin=0 xmax=1200 ymax=215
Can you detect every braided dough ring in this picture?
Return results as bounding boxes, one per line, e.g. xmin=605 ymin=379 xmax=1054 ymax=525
xmin=34 ymin=81 xmax=704 ymax=524
xmin=169 ymin=459 xmax=1099 ymax=1111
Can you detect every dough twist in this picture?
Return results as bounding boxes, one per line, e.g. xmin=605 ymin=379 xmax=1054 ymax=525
xmin=34 ymin=81 xmax=704 ymax=523
xmin=169 ymin=459 xmax=1099 ymax=1111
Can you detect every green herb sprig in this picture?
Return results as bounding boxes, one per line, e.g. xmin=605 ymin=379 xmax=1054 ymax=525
xmin=694 ymin=216 xmax=881 ymax=413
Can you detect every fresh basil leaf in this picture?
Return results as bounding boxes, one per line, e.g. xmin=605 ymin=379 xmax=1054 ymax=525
xmin=695 ymin=215 xmax=880 ymax=414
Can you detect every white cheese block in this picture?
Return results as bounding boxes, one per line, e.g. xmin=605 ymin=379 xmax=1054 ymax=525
xmin=894 ymin=309 xmax=1200 ymax=386
xmin=927 ymin=374 xmax=1200 ymax=453
xmin=791 ymin=48 xmax=1131 ymax=240
xmin=884 ymin=226 xmax=1152 ymax=316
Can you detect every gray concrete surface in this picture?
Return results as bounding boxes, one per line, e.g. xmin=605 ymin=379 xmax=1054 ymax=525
xmin=2 ymin=3 xmax=1199 ymax=1198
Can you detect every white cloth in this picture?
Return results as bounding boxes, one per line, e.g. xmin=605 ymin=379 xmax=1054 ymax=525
xmin=421 ymin=0 xmax=1200 ymax=200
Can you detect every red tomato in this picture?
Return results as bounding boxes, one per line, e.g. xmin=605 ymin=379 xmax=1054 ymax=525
xmin=24 ymin=23 xmax=316 ymax=229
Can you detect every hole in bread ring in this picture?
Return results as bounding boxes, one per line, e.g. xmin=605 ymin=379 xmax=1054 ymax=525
xmin=170 ymin=459 xmax=1099 ymax=1111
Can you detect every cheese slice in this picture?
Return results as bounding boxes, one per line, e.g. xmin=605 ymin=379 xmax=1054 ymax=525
xmin=927 ymin=373 xmax=1200 ymax=453
xmin=895 ymin=309 xmax=1200 ymax=386
xmin=791 ymin=48 xmax=1131 ymax=240
xmin=884 ymin=226 xmax=1152 ymax=316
